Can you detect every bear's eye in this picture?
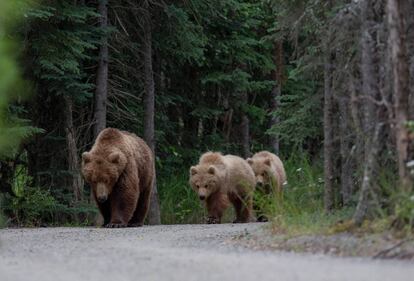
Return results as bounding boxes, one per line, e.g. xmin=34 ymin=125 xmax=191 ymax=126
xmin=196 ymin=184 xmax=200 ymax=189
xmin=204 ymin=184 xmax=208 ymax=188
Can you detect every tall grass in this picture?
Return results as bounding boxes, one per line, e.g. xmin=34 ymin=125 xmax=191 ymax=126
xmin=158 ymin=173 xmax=205 ymax=224
xmin=253 ymin=155 xmax=352 ymax=235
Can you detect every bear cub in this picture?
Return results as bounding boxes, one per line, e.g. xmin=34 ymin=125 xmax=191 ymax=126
xmin=247 ymin=151 xmax=286 ymax=193
xmin=82 ymin=128 xmax=155 ymax=228
xmin=189 ymin=152 xmax=256 ymax=224
xmin=247 ymin=151 xmax=286 ymax=222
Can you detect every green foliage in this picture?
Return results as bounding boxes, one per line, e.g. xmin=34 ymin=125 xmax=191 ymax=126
xmin=257 ymin=154 xmax=324 ymax=216
xmin=267 ymin=68 xmax=322 ymax=147
xmin=393 ymin=192 xmax=414 ymax=231
xmin=0 ymin=0 xmax=37 ymax=156
xmin=253 ymin=154 xmax=345 ymax=234
xmin=4 ymin=186 xmax=58 ymax=226
xmin=27 ymin=1 xmax=100 ymax=101
xmin=158 ymin=173 xmax=205 ymax=224
xmin=2 ymin=166 xmax=97 ymax=226
xmin=159 ymin=4 xmax=207 ymax=65
xmin=0 ymin=0 xmax=40 ymax=223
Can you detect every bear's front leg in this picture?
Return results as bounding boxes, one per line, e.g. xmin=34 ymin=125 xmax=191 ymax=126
xmin=206 ymin=216 xmax=221 ymax=224
xmin=206 ymin=192 xmax=229 ymax=224
xmin=106 ymin=186 xmax=139 ymax=228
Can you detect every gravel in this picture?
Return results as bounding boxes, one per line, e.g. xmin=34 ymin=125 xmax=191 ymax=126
xmin=0 ymin=223 xmax=413 ymax=281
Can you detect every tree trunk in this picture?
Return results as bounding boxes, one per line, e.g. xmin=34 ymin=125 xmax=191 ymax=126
xmin=408 ymin=0 xmax=414 ymax=120
xmin=269 ymin=41 xmax=284 ymax=155
xmin=63 ymin=95 xmax=83 ymax=202
xmin=142 ymin=0 xmax=161 ymax=225
xmin=387 ymin=0 xmax=413 ymax=191
xmin=323 ymin=43 xmax=335 ymax=212
xmin=361 ymin=0 xmax=380 ymax=160
xmin=353 ymin=123 xmax=383 ymax=225
xmin=240 ymin=91 xmax=250 ymax=158
xmin=93 ymin=0 xmax=108 ymax=139
xmin=353 ymin=0 xmax=385 ymax=224
xmin=338 ymin=96 xmax=352 ymax=206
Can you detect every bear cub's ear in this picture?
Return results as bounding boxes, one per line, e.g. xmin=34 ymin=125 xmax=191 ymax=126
xmin=247 ymin=158 xmax=253 ymax=165
xmin=108 ymin=152 xmax=121 ymax=164
xmin=264 ymin=158 xmax=271 ymax=166
xmin=82 ymin=152 xmax=91 ymax=163
xmin=190 ymin=166 xmax=198 ymax=175
xmin=208 ymin=165 xmax=216 ymax=175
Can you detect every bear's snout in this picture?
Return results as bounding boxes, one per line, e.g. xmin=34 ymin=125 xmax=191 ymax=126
xmin=198 ymin=187 xmax=208 ymax=201
xmin=97 ymin=195 xmax=107 ymax=203
xmin=95 ymin=183 xmax=109 ymax=203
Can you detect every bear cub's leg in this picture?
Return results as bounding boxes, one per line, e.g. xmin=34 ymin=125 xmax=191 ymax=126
xmin=229 ymin=192 xmax=252 ymax=223
xmin=206 ymin=192 xmax=228 ymax=224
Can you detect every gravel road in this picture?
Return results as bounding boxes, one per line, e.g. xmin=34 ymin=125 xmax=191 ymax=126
xmin=1 ymin=224 xmax=413 ymax=281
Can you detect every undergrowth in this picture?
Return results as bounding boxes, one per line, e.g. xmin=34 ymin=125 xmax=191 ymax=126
xmin=2 ymin=165 xmax=97 ymax=227
xmin=254 ymin=154 xmax=348 ymax=236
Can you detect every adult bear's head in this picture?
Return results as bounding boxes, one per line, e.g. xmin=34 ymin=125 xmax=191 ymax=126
xmin=81 ymin=150 xmax=127 ymax=203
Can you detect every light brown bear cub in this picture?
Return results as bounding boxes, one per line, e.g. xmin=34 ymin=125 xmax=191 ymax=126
xmin=247 ymin=151 xmax=286 ymax=194
xmin=189 ymin=152 xmax=256 ymax=224
xmin=247 ymin=151 xmax=286 ymax=222
xmin=82 ymin=128 xmax=155 ymax=228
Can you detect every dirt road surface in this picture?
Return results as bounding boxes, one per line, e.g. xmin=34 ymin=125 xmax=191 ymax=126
xmin=1 ymin=224 xmax=413 ymax=281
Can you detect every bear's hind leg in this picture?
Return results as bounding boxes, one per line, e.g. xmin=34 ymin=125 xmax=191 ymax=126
xmin=128 ymin=188 xmax=151 ymax=227
xmin=229 ymin=192 xmax=252 ymax=223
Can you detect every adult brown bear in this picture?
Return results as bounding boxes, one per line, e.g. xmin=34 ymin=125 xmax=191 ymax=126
xmin=82 ymin=128 xmax=155 ymax=228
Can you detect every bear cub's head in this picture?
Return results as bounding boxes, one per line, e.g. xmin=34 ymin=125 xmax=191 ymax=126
xmin=81 ymin=150 xmax=127 ymax=203
xmin=247 ymin=158 xmax=274 ymax=187
xmin=189 ymin=165 xmax=223 ymax=201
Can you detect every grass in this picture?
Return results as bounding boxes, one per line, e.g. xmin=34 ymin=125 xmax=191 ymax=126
xmin=158 ymin=173 xmax=205 ymax=224
xmin=0 ymin=211 xmax=5 ymax=228
xmin=254 ymin=155 xmax=337 ymax=235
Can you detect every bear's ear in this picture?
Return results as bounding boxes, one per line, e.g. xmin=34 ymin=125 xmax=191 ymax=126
xmin=247 ymin=158 xmax=253 ymax=165
xmin=208 ymin=165 xmax=216 ymax=175
xmin=190 ymin=166 xmax=198 ymax=176
xmin=82 ymin=152 xmax=91 ymax=163
xmin=108 ymin=152 xmax=121 ymax=164
xmin=264 ymin=158 xmax=271 ymax=166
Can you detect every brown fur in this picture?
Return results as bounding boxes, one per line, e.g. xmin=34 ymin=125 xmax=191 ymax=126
xmin=247 ymin=151 xmax=286 ymax=194
xmin=189 ymin=152 xmax=256 ymax=224
xmin=81 ymin=128 xmax=155 ymax=228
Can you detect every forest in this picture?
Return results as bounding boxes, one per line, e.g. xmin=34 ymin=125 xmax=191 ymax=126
xmin=0 ymin=0 xmax=413 ymax=233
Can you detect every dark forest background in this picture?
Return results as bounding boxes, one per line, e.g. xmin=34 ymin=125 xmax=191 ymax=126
xmin=0 ymin=0 xmax=413 ymax=231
